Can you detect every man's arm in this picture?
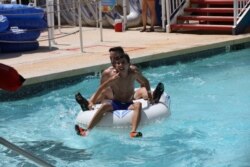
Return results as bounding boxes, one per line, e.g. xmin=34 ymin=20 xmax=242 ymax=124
xmin=130 ymin=65 xmax=144 ymax=87
xmin=100 ymin=69 xmax=110 ymax=84
xmin=88 ymin=68 xmax=112 ymax=107
xmin=90 ymin=73 xmax=119 ymax=104
xmin=134 ymin=71 xmax=153 ymax=103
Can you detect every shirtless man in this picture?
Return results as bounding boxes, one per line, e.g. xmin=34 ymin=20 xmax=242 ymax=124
xmin=75 ymin=47 xmax=124 ymax=110
xmin=75 ymin=46 xmax=164 ymax=110
xmin=75 ymin=53 xmax=153 ymax=138
xmin=88 ymin=47 xmax=148 ymax=107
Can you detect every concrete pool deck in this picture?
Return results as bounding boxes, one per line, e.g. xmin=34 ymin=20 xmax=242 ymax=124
xmin=1 ymin=26 xmax=250 ymax=85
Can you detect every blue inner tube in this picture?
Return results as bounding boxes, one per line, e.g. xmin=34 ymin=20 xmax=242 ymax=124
xmin=0 ymin=4 xmax=44 ymax=19
xmin=8 ymin=17 xmax=47 ymax=30
xmin=0 ymin=41 xmax=39 ymax=53
xmin=0 ymin=15 xmax=9 ymax=32
xmin=0 ymin=28 xmax=40 ymax=41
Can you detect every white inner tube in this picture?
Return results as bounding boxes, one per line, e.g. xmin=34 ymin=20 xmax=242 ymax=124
xmin=76 ymin=92 xmax=171 ymax=129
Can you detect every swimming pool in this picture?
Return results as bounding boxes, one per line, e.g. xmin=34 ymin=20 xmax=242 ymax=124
xmin=1 ymin=47 xmax=250 ymax=167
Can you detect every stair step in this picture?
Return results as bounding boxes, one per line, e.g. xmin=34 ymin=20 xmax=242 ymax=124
xmin=171 ymin=24 xmax=233 ymax=31
xmin=177 ymin=16 xmax=234 ymax=22
xmin=190 ymin=0 xmax=234 ymax=5
xmin=184 ymin=8 xmax=235 ymax=13
xmin=190 ymin=0 xmax=247 ymax=5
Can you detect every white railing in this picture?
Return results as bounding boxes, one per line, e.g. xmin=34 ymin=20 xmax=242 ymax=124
xmin=163 ymin=0 xmax=250 ymax=33
xmin=162 ymin=0 xmax=186 ymax=32
xmin=234 ymin=0 xmax=250 ymax=26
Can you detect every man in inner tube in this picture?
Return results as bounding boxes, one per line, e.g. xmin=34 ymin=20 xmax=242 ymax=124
xmin=75 ymin=53 xmax=154 ymax=137
xmin=75 ymin=46 xmax=164 ymax=111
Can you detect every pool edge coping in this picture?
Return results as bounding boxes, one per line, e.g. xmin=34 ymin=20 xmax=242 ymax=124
xmin=23 ymin=36 xmax=250 ymax=86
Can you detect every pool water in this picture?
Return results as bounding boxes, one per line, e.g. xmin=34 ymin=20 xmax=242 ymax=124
xmin=1 ymin=48 xmax=250 ymax=167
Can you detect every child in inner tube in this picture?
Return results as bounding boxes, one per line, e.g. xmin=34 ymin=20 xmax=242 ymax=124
xmin=76 ymin=53 xmax=154 ymax=138
xmin=75 ymin=46 xmax=164 ymax=111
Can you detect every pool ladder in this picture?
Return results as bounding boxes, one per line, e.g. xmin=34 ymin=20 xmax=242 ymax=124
xmin=0 ymin=137 xmax=54 ymax=167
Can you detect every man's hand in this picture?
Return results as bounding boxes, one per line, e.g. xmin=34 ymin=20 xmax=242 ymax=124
xmin=111 ymin=72 xmax=120 ymax=81
xmin=88 ymin=101 xmax=94 ymax=110
xmin=147 ymin=91 xmax=154 ymax=105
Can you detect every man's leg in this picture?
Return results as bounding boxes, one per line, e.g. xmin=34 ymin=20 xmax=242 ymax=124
xmin=75 ymin=88 xmax=113 ymax=110
xmin=75 ymin=92 xmax=89 ymax=111
xmin=134 ymin=87 xmax=148 ymax=100
xmin=134 ymin=83 xmax=164 ymax=103
xmin=100 ymin=87 xmax=114 ymax=102
xmin=147 ymin=0 xmax=156 ymax=31
xmin=141 ymin=0 xmax=148 ymax=31
xmin=153 ymin=82 xmax=164 ymax=103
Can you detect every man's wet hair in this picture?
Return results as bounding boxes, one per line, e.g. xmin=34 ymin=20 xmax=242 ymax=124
xmin=114 ymin=53 xmax=130 ymax=64
xmin=109 ymin=46 xmax=124 ymax=54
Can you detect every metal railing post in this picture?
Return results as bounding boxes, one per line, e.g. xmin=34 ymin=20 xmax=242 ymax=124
xmin=99 ymin=0 xmax=103 ymax=41
xmin=46 ymin=0 xmax=53 ymax=49
xmin=96 ymin=0 xmax=99 ymax=28
xmin=0 ymin=137 xmax=54 ymax=167
xmin=73 ymin=0 xmax=76 ymax=26
xmin=123 ymin=0 xmax=127 ymax=31
xmin=166 ymin=0 xmax=171 ymax=33
xmin=51 ymin=0 xmax=56 ymax=44
xmin=161 ymin=0 xmax=166 ymax=31
xmin=233 ymin=0 xmax=238 ymax=26
xmin=78 ymin=0 xmax=84 ymax=52
xmin=56 ymin=0 xmax=61 ymax=32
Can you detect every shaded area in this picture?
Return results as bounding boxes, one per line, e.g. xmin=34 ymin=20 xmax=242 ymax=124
xmin=0 ymin=46 xmax=60 ymax=59
xmin=0 ymin=73 xmax=96 ymax=102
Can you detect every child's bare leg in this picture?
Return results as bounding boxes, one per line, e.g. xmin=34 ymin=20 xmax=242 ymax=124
xmin=87 ymin=103 xmax=112 ymax=130
xmin=129 ymin=102 xmax=142 ymax=132
xmin=89 ymin=87 xmax=113 ymax=104
xmin=101 ymin=87 xmax=114 ymax=101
